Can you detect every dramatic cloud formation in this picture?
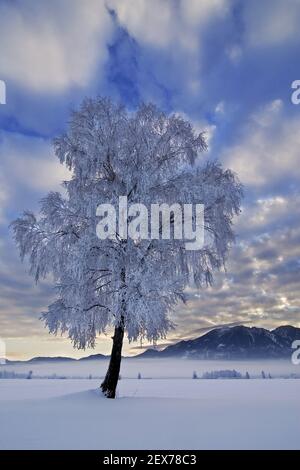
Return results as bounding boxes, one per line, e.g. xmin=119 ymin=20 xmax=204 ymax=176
xmin=0 ymin=0 xmax=299 ymax=359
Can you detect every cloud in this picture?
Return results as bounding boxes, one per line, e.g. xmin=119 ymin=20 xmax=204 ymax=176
xmin=0 ymin=177 xmax=9 ymax=224
xmin=226 ymin=44 xmax=243 ymax=64
xmin=109 ymin=0 xmax=228 ymax=49
xmin=237 ymin=195 xmax=300 ymax=238
xmin=108 ymin=0 xmax=174 ymax=48
xmin=0 ymin=131 xmax=71 ymax=232
xmin=107 ymin=0 xmax=230 ymax=103
xmin=222 ymin=100 xmax=300 ymax=187
xmin=0 ymin=0 xmax=113 ymax=93
xmin=0 ymin=231 xmax=55 ymax=341
xmin=0 ymin=132 xmax=70 ymax=193
xmin=180 ymin=0 xmax=229 ymax=28
xmin=243 ymin=0 xmax=300 ymax=47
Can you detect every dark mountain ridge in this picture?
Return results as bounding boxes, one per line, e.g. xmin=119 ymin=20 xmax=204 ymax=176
xmin=136 ymin=325 xmax=300 ymax=359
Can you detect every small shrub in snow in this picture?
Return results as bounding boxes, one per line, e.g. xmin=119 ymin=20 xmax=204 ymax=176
xmin=202 ymin=369 xmax=242 ymax=379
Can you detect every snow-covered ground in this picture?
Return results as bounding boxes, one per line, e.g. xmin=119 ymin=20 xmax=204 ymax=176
xmin=0 ymin=359 xmax=299 ymax=449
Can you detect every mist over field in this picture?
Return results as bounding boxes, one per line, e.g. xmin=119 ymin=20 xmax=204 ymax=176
xmin=0 ymin=357 xmax=299 ymax=380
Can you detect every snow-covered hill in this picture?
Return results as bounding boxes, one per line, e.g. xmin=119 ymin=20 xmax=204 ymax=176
xmin=137 ymin=325 xmax=300 ymax=359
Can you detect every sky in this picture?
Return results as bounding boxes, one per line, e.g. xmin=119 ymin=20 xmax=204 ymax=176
xmin=0 ymin=0 xmax=300 ymax=360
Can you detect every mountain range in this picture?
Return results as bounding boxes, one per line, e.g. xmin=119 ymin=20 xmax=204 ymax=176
xmin=137 ymin=325 xmax=300 ymax=359
xmin=2 ymin=325 xmax=299 ymax=363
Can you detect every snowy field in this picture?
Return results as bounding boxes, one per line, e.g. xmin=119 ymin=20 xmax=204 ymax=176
xmin=0 ymin=359 xmax=299 ymax=449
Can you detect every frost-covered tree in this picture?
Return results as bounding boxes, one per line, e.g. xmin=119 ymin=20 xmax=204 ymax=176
xmin=11 ymin=97 xmax=242 ymax=398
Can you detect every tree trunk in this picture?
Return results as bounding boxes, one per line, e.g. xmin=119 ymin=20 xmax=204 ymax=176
xmin=101 ymin=264 xmax=126 ymax=399
xmin=100 ymin=318 xmax=124 ymax=398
